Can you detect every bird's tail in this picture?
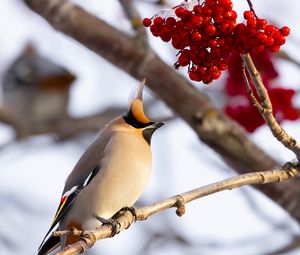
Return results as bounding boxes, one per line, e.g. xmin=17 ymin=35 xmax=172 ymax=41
xmin=38 ymin=227 xmax=60 ymax=255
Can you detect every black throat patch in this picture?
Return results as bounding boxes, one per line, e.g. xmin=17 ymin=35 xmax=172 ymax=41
xmin=123 ymin=110 xmax=153 ymax=129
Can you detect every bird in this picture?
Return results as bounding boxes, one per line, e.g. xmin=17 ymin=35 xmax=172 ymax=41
xmin=38 ymin=80 xmax=164 ymax=254
xmin=2 ymin=43 xmax=75 ymax=131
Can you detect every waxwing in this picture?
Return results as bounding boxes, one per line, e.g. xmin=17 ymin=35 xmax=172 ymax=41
xmin=38 ymin=80 xmax=164 ymax=254
xmin=2 ymin=43 xmax=75 ymax=130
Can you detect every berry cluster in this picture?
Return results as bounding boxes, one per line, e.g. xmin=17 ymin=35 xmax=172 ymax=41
xmin=232 ymin=10 xmax=290 ymax=54
xmin=143 ymin=0 xmax=290 ymax=84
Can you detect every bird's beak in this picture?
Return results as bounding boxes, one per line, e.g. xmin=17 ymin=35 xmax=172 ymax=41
xmin=148 ymin=122 xmax=165 ymax=130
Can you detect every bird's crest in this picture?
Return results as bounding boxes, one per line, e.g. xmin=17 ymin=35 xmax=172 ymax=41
xmin=129 ymin=79 xmax=150 ymax=124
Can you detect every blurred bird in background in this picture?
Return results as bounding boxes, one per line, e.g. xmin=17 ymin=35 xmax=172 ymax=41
xmin=1 ymin=43 xmax=76 ymax=136
xmin=38 ymin=80 xmax=164 ymax=254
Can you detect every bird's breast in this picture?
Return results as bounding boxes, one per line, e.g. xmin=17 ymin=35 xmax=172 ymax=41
xmin=68 ymin=131 xmax=153 ymax=229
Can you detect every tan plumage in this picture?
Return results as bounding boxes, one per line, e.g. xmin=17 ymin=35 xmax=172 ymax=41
xmin=38 ymin=80 xmax=164 ymax=254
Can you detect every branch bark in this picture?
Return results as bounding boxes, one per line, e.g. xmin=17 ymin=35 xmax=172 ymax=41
xmin=54 ymin=163 xmax=299 ymax=255
xmin=119 ymin=0 xmax=149 ymax=49
xmin=242 ymin=54 xmax=300 ymax=160
xmin=23 ymin=0 xmax=300 ymax=222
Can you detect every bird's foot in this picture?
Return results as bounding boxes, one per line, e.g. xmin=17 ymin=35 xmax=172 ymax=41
xmin=119 ymin=206 xmax=137 ymax=222
xmin=94 ymin=215 xmax=120 ymax=236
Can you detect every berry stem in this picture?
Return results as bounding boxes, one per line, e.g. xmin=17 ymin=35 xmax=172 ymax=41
xmin=119 ymin=0 xmax=149 ymax=49
xmin=245 ymin=0 xmax=257 ymax=17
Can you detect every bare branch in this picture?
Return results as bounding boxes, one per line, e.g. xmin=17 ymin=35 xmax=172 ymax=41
xmin=0 ymin=108 xmax=30 ymax=139
xmin=275 ymin=50 xmax=300 ymax=68
xmin=54 ymin=163 xmax=299 ymax=255
xmin=119 ymin=0 xmax=149 ymax=49
xmin=241 ymin=53 xmax=300 ymax=160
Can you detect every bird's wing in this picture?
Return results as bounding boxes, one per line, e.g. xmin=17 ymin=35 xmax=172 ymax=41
xmin=38 ymin=125 xmax=113 ymax=254
xmin=62 ymin=128 xmax=111 ymax=193
xmin=38 ymin=166 xmax=100 ymax=253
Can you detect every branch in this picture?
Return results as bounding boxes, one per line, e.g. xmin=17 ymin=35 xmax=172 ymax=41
xmin=23 ymin=0 xmax=300 ymax=224
xmin=275 ymin=50 xmax=300 ymax=69
xmin=54 ymin=163 xmax=299 ymax=255
xmin=0 ymin=106 xmax=124 ymax=140
xmin=119 ymin=0 xmax=149 ymax=49
xmin=241 ymin=53 xmax=300 ymax=160
xmin=0 ymin=108 xmax=30 ymax=139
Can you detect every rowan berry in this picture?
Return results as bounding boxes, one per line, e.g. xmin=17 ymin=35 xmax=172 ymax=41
xmin=175 ymin=7 xmax=186 ymax=18
xmin=280 ymin=26 xmax=290 ymax=36
xmin=205 ymin=24 xmax=216 ymax=36
xmin=178 ymin=51 xmax=190 ymax=66
xmin=193 ymin=4 xmax=202 ymax=14
xmin=142 ymin=18 xmax=152 ymax=27
xmin=257 ymin=19 xmax=267 ymax=29
xmin=153 ymin=16 xmax=164 ymax=26
xmin=191 ymin=15 xmax=203 ymax=27
xmin=265 ymin=25 xmax=278 ymax=35
xmin=244 ymin=10 xmax=255 ymax=20
xmin=189 ymin=70 xmax=201 ymax=81
xmin=166 ymin=17 xmax=176 ymax=27
xmin=191 ymin=32 xmax=202 ymax=42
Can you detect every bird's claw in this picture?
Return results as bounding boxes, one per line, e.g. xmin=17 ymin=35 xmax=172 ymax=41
xmin=120 ymin=206 xmax=137 ymax=222
xmin=94 ymin=215 xmax=120 ymax=236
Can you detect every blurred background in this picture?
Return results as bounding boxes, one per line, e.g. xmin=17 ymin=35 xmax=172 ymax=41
xmin=1 ymin=0 xmax=300 ymax=254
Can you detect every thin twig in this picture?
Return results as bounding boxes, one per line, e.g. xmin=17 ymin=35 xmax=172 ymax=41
xmin=241 ymin=65 xmax=265 ymax=113
xmin=0 ymin=108 xmax=30 ymax=139
xmin=119 ymin=0 xmax=149 ymax=49
xmin=275 ymin=50 xmax=300 ymax=69
xmin=54 ymin=163 xmax=299 ymax=255
xmin=241 ymin=53 xmax=300 ymax=160
xmin=137 ymin=0 xmax=173 ymax=8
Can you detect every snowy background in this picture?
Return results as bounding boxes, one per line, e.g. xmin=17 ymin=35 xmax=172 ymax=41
xmin=1 ymin=0 xmax=300 ymax=254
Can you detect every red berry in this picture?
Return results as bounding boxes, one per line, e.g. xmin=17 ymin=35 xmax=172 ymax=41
xmin=193 ymin=4 xmax=202 ymax=14
xmin=224 ymin=10 xmax=237 ymax=21
xmin=269 ymin=45 xmax=280 ymax=52
xmin=205 ymin=24 xmax=216 ymax=36
xmin=265 ymin=36 xmax=274 ymax=46
xmin=205 ymin=0 xmax=215 ymax=7
xmin=191 ymin=31 xmax=202 ymax=42
xmin=274 ymin=35 xmax=286 ymax=46
xmin=280 ymin=26 xmax=290 ymax=36
xmin=212 ymin=70 xmax=222 ymax=79
xmin=189 ymin=71 xmax=201 ymax=81
xmin=265 ymin=25 xmax=278 ymax=35
xmin=178 ymin=50 xmax=190 ymax=66
xmin=142 ymin=18 xmax=152 ymax=27
xmin=191 ymin=15 xmax=203 ymax=28
xmin=153 ymin=17 xmax=164 ymax=26
xmin=189 ymin=50 xmax=201 ymax=65
xmin=256 ymin=32 xmax=268 ymax=44
xmin=202 ymin=6 xmax=212 ymax=16
xmin=243 ymin=10 xmax=255 ymax=20
xmin=214 ymin=14 xmax=224 ymax=24
xmin=257 ymin=19 xmax=267 ymax=30
xmin=247 ymin=19 xmax=257 ymax=29
xmin=209 ymin=39 xmax=218 ymax=48
xmin=150 ymin=24 xmax=160 ymax=37
xmin=218 ymin=61 xmax=227 ymax=71
xmin=166 ymin=17 xmax=176 ymax=27
xmin=197 ymin=66 xmax=207 ymax=74
xmin=175 ymin=7 xmax=185 ymax=18
xmin=219 ymin=0 xmax=232 ymax=8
